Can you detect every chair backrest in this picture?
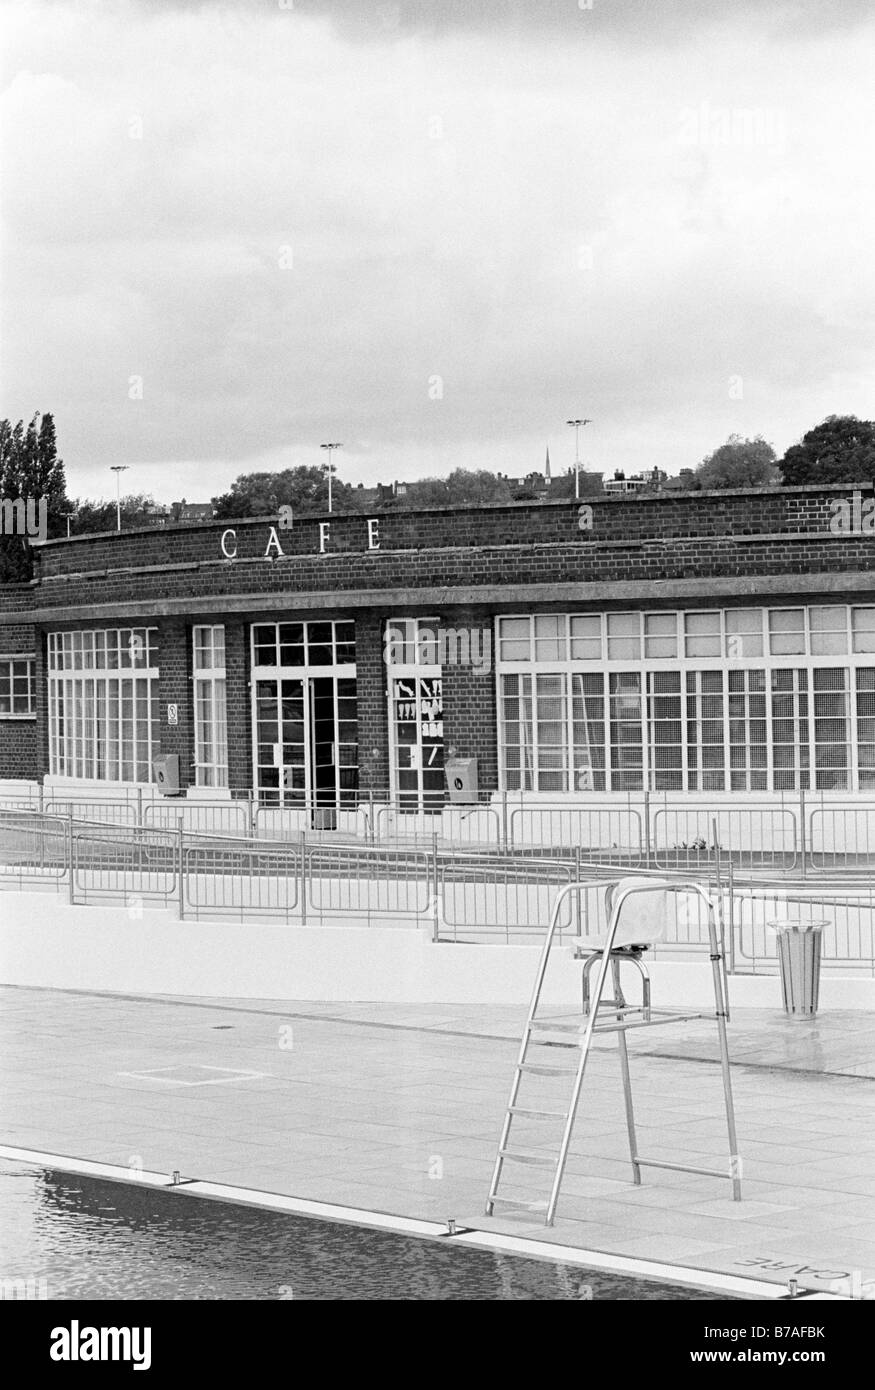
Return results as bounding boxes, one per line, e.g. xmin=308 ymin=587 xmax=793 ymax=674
xmin=605 ymin=877 xmax=671 ymax=947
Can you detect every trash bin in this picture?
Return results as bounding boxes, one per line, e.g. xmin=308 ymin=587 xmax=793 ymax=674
xmin=767 ymin=919 xmax=829 ymax=1018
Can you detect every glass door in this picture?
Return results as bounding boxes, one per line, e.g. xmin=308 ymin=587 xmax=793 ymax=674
xmin=251 ymin=621 xmax=358 ymax=817
xmin=255 ymin=677 xmax=307 ymax=803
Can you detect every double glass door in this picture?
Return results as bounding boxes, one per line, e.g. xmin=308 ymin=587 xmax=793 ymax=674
xmin=251 ymin=621 xmax=358 ymax=813
xmin=254 ymin=675 xmax=358 ymax=809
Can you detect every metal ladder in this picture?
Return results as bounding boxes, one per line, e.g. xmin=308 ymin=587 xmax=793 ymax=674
xmin=486 ymin=877 xmax=742 ymax=1226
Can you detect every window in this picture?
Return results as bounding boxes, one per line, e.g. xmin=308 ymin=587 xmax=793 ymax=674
xmin=386 ymin=617 xmax=439 ymax=667
xmin=386 ymin=619 xmax=444 ymax=808
xmin=497 ymin=616 xmax=532 ymax=663
xmin=496 ymin=606 xmax=875 ymax=794
xmin=534 ymin=614 xmax=566 ymax=662
xmin=644 ymin=613 xmax=678 ymax=659
xmin=725 ymin=609 xmax=764 ymax=659
xmin=769 ymin=609 xmax=805 ymax=656
xmin=535 ymin=673 xmax=568 ymax=791
xmin=571 ymin=672 xmax=606 ymax=790
xmin=809 ymin=606 xmax=848 ymax=656
xmin=857 ymin=670 xmax=875 ymax=792
xmin=570 ymin=615 xmax=601 ymax=661
xmin=193 ymin=626 xmax=228 ymax=788
xmin=647 ymin=670 xmax=683 ymax=790
xmin=771 ymin=668 xmax=809 ymax=791
xmin=606 ymin=613 xmax=640 ymax=661
xmin=0 ymin=656 xmax=35 ymax=716
xmin=852 ymin=608 xmax=875 ymax=654
xmin=608 ymin=673 xmax=643 ymax=789
xmin=813 ymin=668 xmax=849 ymax=790
xmin=684 ymin=612 xmax=721 ymax=657
xmin=686 ymin=670 xmax=725 ymax=792
xmin=728 ymin=668 xmax=767 ymax=790
xmin=251 ymin=620 xmax=355 ymax=669
xmin=48 ymin=629 xmax=158 ymax=781
xmin=501 ymin=672 xmax=534 ymax=791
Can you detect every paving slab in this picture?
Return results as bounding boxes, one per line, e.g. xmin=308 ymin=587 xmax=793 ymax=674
xmin=2 ymin=984 xmax=874 ymax=1290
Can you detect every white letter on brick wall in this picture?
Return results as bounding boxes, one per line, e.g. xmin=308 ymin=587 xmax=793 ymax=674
xmin=319 ymin=521 xmax=331 ymax=553
xmin=264 ymin=526 xmax=284 ymax=559
xmin=367 ymin=518 xmax=380 ymax=550
xmin=221 ymin=529 xmax=237 ymax=559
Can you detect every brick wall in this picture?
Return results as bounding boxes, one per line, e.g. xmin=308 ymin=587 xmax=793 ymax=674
xmin=31 ymin=482 xmax=875 ymax=579
xmin=0 ymin=611 xmax=38 ymax=779
xmin=354 ymin=612 xmax=391 ymax=795
xmin=155 ymin=618 xmax=193 ymax=790
xmin=224 ymin=619 xmax=251 ymax=793
xmin=0 ymin=717 xmax=37 ymax=780
xmin=439 ymin=607 xmax=498 ymax=790
xmin=17 ymin=520 xmax=875 ymax=622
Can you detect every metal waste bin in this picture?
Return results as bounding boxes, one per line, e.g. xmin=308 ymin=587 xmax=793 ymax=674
xmin=767 ymin=919 xmax=829 ymax=1018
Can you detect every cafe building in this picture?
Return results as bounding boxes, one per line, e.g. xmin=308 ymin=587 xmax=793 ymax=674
xmin=1 ymin=483 xmax=875 ymax=817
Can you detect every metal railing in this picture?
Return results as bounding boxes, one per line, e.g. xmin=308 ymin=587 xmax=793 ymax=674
xmin=2 ymin=806 xmax=875 ymax=969
xmin=5 ymin=783 xmax=875 ymax=875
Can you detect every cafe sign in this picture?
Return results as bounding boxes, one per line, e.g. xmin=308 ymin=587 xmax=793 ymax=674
xmin=220 ymin=511 xmax=381 ymax=560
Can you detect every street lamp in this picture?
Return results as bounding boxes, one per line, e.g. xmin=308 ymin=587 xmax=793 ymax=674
xmin=62 ymin=510 xmax=79 ymax=539
xmin=566 ymin=419 xmax=593 ymax=500
xmin=319 ymin=442 xmax=342 ymax=513
xmin=110 ymin=465 xmax=129 ymax=532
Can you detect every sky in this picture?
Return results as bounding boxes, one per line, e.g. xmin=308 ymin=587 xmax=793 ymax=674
xmin=2 ymin=0 xmax=874 ymax=503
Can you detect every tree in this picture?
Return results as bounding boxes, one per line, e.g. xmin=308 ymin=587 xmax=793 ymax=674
xmin=780 ymin=415 xmax=875 ymax=485
xmin=694 ymin=434 xmax=779 ymax=490
xmin=397 ymin=469 xmax=514 ymax=509
xmin=0 ymin=412 xmax=69 ymax=581
xmin=71 ymin=494 xmax=158 ymax=535
xmin=212 ymin=465 xmax=362 ymax=519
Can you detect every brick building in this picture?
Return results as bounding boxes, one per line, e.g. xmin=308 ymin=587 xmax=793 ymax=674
xmin=1 ymin=483 xmax=874 ymax=812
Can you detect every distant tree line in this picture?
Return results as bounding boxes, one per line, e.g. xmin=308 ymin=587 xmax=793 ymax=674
xmin=211 ymin=415 xmax=875 ymax=514
xmin=2 ymin=411 xmax=874 ymax=582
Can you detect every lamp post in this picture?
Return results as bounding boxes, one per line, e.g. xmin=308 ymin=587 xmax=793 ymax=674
xmin=319 ymin=442 xmax=342 ymax=513
xmin=62 ymin=511 xmax=79 ymax=538
xmin=110 ymin=465 xmax=129 ymax=532
xmin=566 ymin=418 xmax=593 ymax=500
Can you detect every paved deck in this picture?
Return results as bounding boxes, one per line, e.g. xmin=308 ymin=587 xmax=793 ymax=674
xmin=2 ymin=985 xmax=875 ymax=1291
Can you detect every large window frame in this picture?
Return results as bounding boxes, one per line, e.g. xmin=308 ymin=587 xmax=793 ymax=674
xmin=47 ymin=628 xmax=159 ymax=782
xmin=496 ymin=607 xmax=875 ymax=795
xmin=193 ymin=626 xmax=228 ymax=788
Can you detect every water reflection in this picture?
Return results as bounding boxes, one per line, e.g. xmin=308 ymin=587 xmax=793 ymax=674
xmin=0 ymin=1165 xmax=723 ymax=1300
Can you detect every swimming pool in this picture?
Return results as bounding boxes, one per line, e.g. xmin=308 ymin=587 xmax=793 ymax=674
xmin=0 ymin=1162 xmax=731 ymax=1300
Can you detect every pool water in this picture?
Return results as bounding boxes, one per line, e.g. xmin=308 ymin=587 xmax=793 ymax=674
xmin=0 ymin=1164 xmax=727 ymax=1300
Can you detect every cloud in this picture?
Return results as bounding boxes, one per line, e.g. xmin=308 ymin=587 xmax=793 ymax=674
xmin=122 ymin=0 xmax=875 ymax=43
xmin=1 ymin=0 xmax=873 ymax=499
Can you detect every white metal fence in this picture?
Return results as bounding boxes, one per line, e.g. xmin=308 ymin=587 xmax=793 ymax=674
xmin=5 ymin=783 xmax=875 ymax=875
xmin=2 ymin=807 xmax=873 ymax=972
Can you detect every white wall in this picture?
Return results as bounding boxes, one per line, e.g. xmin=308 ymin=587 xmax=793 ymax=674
xmin=1 ymin=891 xmax=873 ymax=1009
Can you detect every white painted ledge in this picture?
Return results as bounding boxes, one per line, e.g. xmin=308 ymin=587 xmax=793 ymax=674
xmin=1 ymin=891 xmax=873 ymax=1009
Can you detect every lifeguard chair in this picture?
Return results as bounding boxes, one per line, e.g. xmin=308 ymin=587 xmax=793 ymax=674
xmin=486 ymin=876 xmax=741 ymax=1226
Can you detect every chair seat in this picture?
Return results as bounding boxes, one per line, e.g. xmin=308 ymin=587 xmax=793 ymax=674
xmin=600 ymin=876 xmax=671 ymax=948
